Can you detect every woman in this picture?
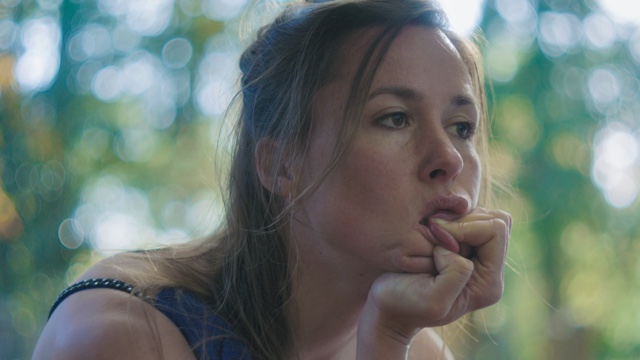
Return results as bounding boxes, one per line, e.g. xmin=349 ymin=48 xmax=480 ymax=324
xmin=33 ymin=0 xmax=511 ymax=359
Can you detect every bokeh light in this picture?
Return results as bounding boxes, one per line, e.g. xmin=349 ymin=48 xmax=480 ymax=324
xmin=14 ymin=17 xmax=60 ymax=93
xmin=538 ymin=12 xmax=582 ymax=57
xmin=592 ymin=123 xmax=640 ymax=208
xmin=0 ymin=20 xmax=18 ymax=50
xmin=587 ymin=67 xmax=620 ymax=105
xmin=597 ymin=0 xmax=640 ymax=26
xmin=202 ymin=0 xmax=249 ymax=20
xmin=196 ymin=46 xmax=239 ymax=117
xmin=440 ymin=0 xmax=485 ymax=36
xmin=485 ymin=39 xmax=519 ymax=82
xmin=495 ymin=0 xmax=535 ymax=24
xmin=98 ymin=0 xmax=174 ymax=36
xmin=162 ymin=38 xmax=194 ymax=69
xmin=58 ymin=218 xmax=84 ymax=249
xmin=582 ymin=12 xmax=616 ymax=50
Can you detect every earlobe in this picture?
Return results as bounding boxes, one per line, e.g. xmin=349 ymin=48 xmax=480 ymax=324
xmin=255 ymin=137 xmax=295 ymax=197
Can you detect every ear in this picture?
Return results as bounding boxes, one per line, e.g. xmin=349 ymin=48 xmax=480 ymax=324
xmin=255 ymin=137 xmax=296 ymax=197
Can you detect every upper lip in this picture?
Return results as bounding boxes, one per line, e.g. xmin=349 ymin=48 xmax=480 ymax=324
xmin=419 ymin=194 xmax=470 ymax=224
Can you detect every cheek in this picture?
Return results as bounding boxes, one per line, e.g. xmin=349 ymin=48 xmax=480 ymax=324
xmin=466 ymin=150 xmax=482 ymax=203
xmin=340 ymin=145 xmax=407 ymax=195
xmin=299 ymin=125 xmax=340 ymax=190
xmin=310 ymin=142 xmax=404 ymax=214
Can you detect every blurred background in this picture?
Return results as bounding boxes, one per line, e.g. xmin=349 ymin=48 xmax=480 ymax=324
xmin=0 ymin=0 xmax=639 ymax=358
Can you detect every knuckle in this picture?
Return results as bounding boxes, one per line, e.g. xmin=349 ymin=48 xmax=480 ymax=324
xmin=490 ymin=217 xmax=509 ymax=234
xmin=487 ymin=277 xmax=505 ymax=304
xmin=487 ymin=287 xmax=504 ymax=306
xmin=475 ymin=286 xmax=503 ymax=310
xmin=452 ymin=256 xmax=474 ymax=277
xmin=455 ymin=222 xmax=467 ymax=239
xmin=493 ymin=210 xmax=513 ymax=230
xmin=426 ymin=302 xmax=451 ymax=321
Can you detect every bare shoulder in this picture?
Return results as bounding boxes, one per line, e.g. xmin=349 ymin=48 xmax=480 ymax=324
xmin=408 ymin=328 xmax=454 ymax=360
xmin=32 ymin=253 xmax=194 ymax=360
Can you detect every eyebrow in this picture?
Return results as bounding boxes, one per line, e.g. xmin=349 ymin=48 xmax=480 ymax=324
xmin=450 ymin=94 xmax=476 ymax=108
xmin=368 ymin=86 xmax=478 ymax=109
xmin=368 ymin=86 xmax=422 ymax=101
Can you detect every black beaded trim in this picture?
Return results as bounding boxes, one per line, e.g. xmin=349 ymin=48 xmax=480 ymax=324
xmin=48 ymin=278 xmax=135 ymax=319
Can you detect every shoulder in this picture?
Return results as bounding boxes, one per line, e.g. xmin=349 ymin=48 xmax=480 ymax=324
xmin=408 ymin=328 xmax=454 ymax=360
xmin=33 ymin=253 xmax=195 ymax=360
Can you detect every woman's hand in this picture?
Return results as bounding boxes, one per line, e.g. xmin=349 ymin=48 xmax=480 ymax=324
xmin=357 ymin=209 xmax=511 ymax=358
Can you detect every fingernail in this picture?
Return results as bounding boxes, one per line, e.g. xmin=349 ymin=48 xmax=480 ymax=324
xmin=430 ymin=218 xmax=449 ymax=225
xmin=428 ymin=219 xmax=460 ymax=253
xmin=435 ymin=246 xmax=452 ymax=256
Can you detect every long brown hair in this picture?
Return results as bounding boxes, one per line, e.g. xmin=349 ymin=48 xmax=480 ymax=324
xmin=136 ymin=1 xmax=491 ymax=359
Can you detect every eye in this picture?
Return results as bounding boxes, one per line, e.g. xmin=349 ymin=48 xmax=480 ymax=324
xmin=447 ymin=120 xmax=477 ymax=140
xmin=376 ymin=112 xmax=409 ymax=129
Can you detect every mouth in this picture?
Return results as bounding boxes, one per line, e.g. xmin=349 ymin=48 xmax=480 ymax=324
xmin=416 ymin=194 xmax=470 ymax=252
xmin=420 ymin=194 xmax=470 ymax=222
xmin=418 ymin=195 xmax=469 ymax=229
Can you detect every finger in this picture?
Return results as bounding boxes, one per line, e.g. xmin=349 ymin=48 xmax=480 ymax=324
xmin=454 ymin=209 xmax=511 ymax=227
xmin=428 ymin=210 xmax=510 ymax=256
xmin=430 ymin=216 xmax=509 ymax=288
xmin=478 ymin=210 xmax=512 ymax=233
xmin=427 ymin=221 xmax=460 ymax=253
xmin=442 ymin=210 xmax=511 ymax=261
xmin=430 ymin=215 xmax=510 ymax=248
xmin=430 ymin=246 xmax=474 ymax=316
xmin=445 ymin=219 xmax=506 ymax=271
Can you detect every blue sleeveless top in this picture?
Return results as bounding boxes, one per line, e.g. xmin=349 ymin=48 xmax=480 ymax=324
xmin=155 ymin=287 xmax=253 ymax=359
xmin=49 ymin=278 xmax=253 ymax=360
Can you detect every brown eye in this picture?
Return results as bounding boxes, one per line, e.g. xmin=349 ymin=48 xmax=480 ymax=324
xmin=377 ymin=112 xmax=409 ymax=129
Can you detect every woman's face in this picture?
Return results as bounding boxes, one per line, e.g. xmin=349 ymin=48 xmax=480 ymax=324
xmin=292 ymin=26 xmax=481 ymax=278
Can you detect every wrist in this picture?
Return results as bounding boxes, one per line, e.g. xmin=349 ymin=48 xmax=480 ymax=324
xmin=356 ymin=300 xmax=419 ymax=359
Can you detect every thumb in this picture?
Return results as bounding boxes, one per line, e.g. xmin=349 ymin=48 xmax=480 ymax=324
xmin=431 ymin=246 xmax=474 ymax=303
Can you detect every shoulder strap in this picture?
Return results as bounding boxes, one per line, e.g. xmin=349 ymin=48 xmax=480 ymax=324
xmin=48 ymin=278 xmax=135 ymax=319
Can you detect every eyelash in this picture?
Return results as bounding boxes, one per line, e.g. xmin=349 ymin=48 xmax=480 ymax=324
xmin=375 ymin=111 xmax=410 ymax=129
xmin=453 ymin=121 xmax=477 ymax=140
xmin=375 ymin=112 xmax=477 ymax=141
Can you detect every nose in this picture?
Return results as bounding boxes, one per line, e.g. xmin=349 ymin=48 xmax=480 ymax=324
xmin=418 ymin=130 xmax=464 ymax=183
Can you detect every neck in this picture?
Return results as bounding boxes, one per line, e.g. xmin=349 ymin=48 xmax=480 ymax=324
xmin=287 ymin=233 xmax=382 ymax=359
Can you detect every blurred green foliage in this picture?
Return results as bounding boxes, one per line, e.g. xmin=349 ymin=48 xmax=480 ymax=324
xmin=1 ymin=0 xmax=639 ymax=359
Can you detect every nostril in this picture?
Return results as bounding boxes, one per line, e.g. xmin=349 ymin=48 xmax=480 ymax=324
xmin=429 ymin=169 xmax=445 ymax=179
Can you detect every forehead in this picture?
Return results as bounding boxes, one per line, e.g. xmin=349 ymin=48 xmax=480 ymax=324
xmin=330 ymin=25 xmax=474 ymax=98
